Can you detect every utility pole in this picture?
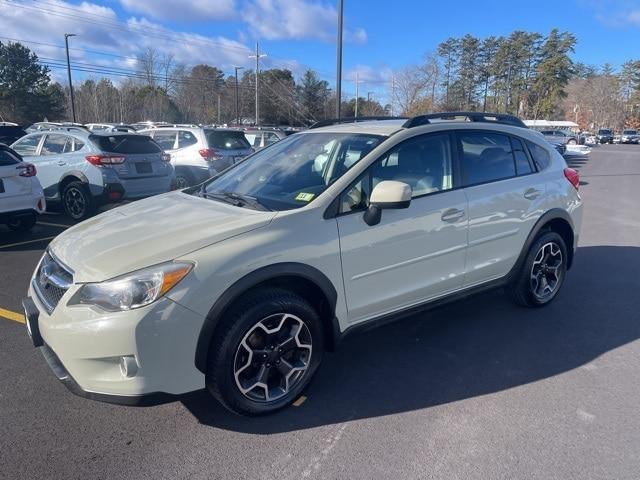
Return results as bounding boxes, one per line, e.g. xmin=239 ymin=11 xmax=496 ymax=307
xmin=64 ymin=33 xmax=77 ymax=122
xmin=390 ymin=75 xmax=395 ymax=116
xmin=354 ymin=71 xmax=359 ymax=118
xmin=249 ymin=43 xmax=267 ymax=126
xmin=335 ymin=0 xmax=343 ymax=118
xmin=234 ymin=66 xmax=244 ymax=125
xmin=217 ymin=93 xmax=221 ymax=124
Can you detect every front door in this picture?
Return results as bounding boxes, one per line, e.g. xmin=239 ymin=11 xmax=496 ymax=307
xmin=336 ymin=132 xmax=469 ymax=324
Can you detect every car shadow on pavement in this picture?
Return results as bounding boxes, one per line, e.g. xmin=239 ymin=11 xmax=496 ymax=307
xmin=180 ymin=245 xmax=640 ymax=433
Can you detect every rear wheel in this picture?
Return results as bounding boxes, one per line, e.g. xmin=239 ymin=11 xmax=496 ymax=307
xmin=7 ymin=212 xmax=36 ymax=232
xmin=174 ymin=169 xmax=194 ymax=189
xmin=206 ymin=288 xmax=324 ymax=415
xmin=508 ymin=231 xmax=568 ymax=307
xmin=62 ymin=181 xmax=94 ymax=221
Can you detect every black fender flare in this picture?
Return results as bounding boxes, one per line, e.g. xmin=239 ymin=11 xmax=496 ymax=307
xmin=59 ymin=171 xmax=90 ymax=191
xmin=194 ymin=262 xmax=338 ymax=373
xmin=506 ymin=208 xmax=576 ymax=283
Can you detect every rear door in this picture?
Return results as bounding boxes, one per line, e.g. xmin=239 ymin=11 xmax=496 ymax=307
xmin=37 ymin=134 xmax=75 ymax=191
xmin=90 ymin=134 xmax=168 ymax=179
xmin=458 ymin=130 xmax=546 ymax=286
xmin=0 ymin=149 xmax=32 ymax=212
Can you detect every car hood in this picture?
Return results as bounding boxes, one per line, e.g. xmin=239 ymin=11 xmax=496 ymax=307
xmin=49 ymin=191 xmax=277 ymax=282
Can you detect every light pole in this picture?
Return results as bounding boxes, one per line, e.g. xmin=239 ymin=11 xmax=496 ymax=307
xmin=249 ymin=43 xmax=267 ymax=126
xmin=234 ymin=66 xmax=244 ymax=125
xmin=64 ymin=33 xmax=77 ymax=122
xmin=335 ymin=0 xmax=343 ymax=118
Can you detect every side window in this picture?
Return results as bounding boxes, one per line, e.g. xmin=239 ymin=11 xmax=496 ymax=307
xmin=244 ymin=133 xmax=259 ymax=147
xmin=264 ymin=132 xmax=280 ymax=146
xmin=152 ymin=131 xmax=177 ymax=150
xmin=511 ymin=137 xmax=533 ymax=176
xmin=340 ymin=174 xmax=371 ymax=213
xmin=72 ymin=139 xmax=85 ymax=152
xmin=12 ymin=135 xmax=42 ymax=156
xmin=372 ymin=133 xmax=453 ymax=197
xmin=178 ymin=131 xmax=198 ymax=148
xmin=41 ymin=134 xmax=72 ymax=155
xmin=460 ymin=131 xmax=516 ymax=186
xmin=0 ymin=150 xmax=21 ymax=166
xmin=525 ymin=140 xmax=551 ymax=170
xmin=339 ymin=134 xmax=453 ymax=214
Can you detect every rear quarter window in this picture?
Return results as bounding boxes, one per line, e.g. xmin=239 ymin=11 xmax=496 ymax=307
xmin=91 ymin=135 xmax=162 ymax=154
xmin=0 ymin=149 xmax=21 ymax=166
xmin=205 ymin=130 xmax=251 ymax=150
xmin=525 ymin=140 xmax=551 ymax=170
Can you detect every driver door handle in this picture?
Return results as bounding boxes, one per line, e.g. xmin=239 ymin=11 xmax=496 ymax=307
xmin=441 ymin=208 xmax=465 ymax=222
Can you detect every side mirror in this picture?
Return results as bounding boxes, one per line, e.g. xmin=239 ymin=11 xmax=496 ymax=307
xmin=363 ymin=180 xmax=412 ymax=226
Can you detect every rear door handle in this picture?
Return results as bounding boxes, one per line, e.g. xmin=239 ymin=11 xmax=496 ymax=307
xmin=57 ymin=161 xmax=67 ymax=166
xmin=524 ymin=188 xmax=541 ymax=200
xmin=441 ymin=208 xmax=465 ymax=222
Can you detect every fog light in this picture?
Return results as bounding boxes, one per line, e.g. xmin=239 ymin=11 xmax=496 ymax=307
xmin=120 ymin=355 xmax=138 ymax=378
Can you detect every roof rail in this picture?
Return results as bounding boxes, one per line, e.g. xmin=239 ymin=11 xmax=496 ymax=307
xmin=403 ymin=112 xmax=526 ymax=129
xmin=308 ymin=116 xmax=408 ymax=130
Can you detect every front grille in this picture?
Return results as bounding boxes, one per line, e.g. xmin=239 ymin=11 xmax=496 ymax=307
xmin=33 ymin=251 xmax=74 ymax=313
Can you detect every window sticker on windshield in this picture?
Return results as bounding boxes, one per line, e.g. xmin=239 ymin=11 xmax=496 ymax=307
xmin=295 ymin=192 xmax=315 ymax=202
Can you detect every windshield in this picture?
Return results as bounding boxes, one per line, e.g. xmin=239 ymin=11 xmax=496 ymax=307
xmin=598 ymin=129 xmax=612 ymax=134
xmin=205 ymin=130 xmax=251 ymax=150
xmin=623 ymin=130 xmax=637 ymax=135
xmin=199 ymin=132 xmax=384 ymax=211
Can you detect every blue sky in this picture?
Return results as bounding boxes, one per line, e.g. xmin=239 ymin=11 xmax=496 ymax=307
xmin=2 ymin=0 xmax=640 ymax=99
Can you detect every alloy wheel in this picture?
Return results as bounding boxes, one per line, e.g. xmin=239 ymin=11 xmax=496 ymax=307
xmin=64 ymin=187 xmax=86 ymax=219
xmin=530 ymin=241 xmax=563 ymax=300
xmin=233 ymin=313 xmax=312 ymax=402
xmin=175 ymin=175 xmax=190 ymax=189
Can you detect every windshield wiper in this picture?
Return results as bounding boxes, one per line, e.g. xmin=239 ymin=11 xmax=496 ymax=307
xmin=202 ymin=190 xmax=272 ymax=211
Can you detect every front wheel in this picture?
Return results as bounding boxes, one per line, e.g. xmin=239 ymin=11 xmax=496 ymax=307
xmin=507 ymin=231 xmax=568 ymax=307
xmin=206 ymin=288 xmax=324 ymax=415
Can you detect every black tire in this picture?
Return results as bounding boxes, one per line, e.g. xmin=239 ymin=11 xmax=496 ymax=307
xmin=62 ymin=181 xmax=94 ymax=221
xmin=7 ymin=212 xmax=36 ymax=232
xmin=206 ymin=288 xmax=324 ymax=416
xmin=174 ymin=169 xmax=194 ymax=189
xmin=507 ymin=231 xmax=568 ymax=308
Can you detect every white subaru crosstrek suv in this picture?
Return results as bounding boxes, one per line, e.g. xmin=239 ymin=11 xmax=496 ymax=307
xmin=23 ymin=113 xmax=583 ymax=415
xmin=0 ymin=144 xmax=46 ymax=231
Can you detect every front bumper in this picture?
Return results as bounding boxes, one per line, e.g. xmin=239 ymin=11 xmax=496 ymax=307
xmin=25 ymin=283 xmax=206 ymax=401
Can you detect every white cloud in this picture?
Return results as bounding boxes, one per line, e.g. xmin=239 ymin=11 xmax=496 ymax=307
xmin=119 ymin=0 xmax=237 ymax=22
xmin=346 ymin=64 xmax=393 ymax=85
xmin=582 ymin=0 xmax=640 ymax=27
xmin=0 ymin=0 xmax=279 ymax=85
xmin=242 ymin=0 xmax=367 ymax=43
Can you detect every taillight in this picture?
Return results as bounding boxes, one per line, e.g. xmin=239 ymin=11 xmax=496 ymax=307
xmin=85 ymin=155 xmax=126 ymax=166
xmin=162 ymin=153 xmax=171 ymax=162
xmin=17 ymin=163 xmax=37 ymax=177
xmin=199 ymin=148 xmax=221 ymax=161
xmin=564 ymin=168 xmax=580 ymax=190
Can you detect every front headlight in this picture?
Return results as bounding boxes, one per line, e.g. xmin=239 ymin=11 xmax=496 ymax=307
xmin=69 ymin=262 xmax=193 ymax=312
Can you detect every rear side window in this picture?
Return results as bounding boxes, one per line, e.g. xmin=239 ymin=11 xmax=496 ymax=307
xmin=264 ymin=132 xmax=281 ymax=145
xmin=205 ymin=130 xmax=251 ymax=150
xmin=244 ymin=133 xmax=261 ymax=147
xmin=511 ymin=137 xmax=534 ymax=175
xmin=72 ymin=139 xmax=85 ymax=151
xmin=152 ymin=131 xmax=177 ymax=150
xmin=460 ymin=132 xmax=516 ymax=186
xmin=525 ymin=140 xmax=551 ymax=170
xmin=42 ymin=134 xmax=72 ymax=155
xmin=178 ymin=131 xmax=198 ymax=148
xmin=91 ymin=135 xmax=162 ymax=154
xmin=0 ymin=149 xmax=21 ymax=166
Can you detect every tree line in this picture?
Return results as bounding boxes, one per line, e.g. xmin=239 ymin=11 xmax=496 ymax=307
xmin=1 ymin=33 xmax=640 ymax=130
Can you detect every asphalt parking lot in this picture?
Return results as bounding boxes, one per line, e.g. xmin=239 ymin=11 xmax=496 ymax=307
xmin=1 ymin=144 xmax=640 ymax=479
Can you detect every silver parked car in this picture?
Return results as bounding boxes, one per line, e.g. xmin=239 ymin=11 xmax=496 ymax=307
xmin=241 ymin=128 xmax=290 ymax=150
xmin=140 ymin=127 xmax=253 ymax=188
xmin=11 ymin=130 xmax=175 ymax=220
